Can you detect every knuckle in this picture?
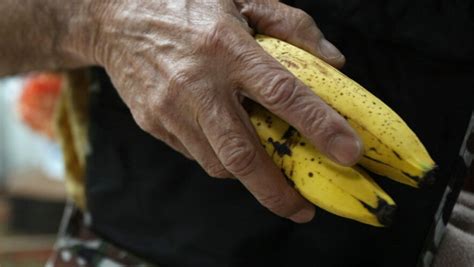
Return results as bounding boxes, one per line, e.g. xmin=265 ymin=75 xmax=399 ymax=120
xmin=260 ymin=74 xmax=298 ymax=110
xmin=258 ymin=191 xmax=288 ymax=215
xmin=196 ymin=93 xmax=218 ymax=120
xmin=291 ymin=8 xmax=322 ymax=39
xmin=146 ymin=93 xmax=179 ymax=130
xmin=204 ymin=161 xmax=231 ymax=179
xmin=153 ymin=93 xmax=175 ymax=116
xmin=292 ymin=8 xmax=316 ymax=29
xmin=201 ymin=20 xmax=233 ymax=51
xmin=132 ymin=112 xmax=150 ymax=132
xmin=305 ymin=107 xmax=337 ymax=140
xmin=132 ymin=109 xmax=163 ymax=137
xmin=130 ymin=103 xmax=152 ymax=130
xmin=199 ymin=18 xmax=250 ymax=59
xmin=129 ymin=90 xmax=175 ymax=138
xmin=168 ymin=69 xmax=195 ymax=92
xmin=162 ymin=69 xmax=201 ymax=113
xmin=234 ymin=48 xmax=263 ymax=70
xmin=216 ymin=132 xmax=257 ymax=177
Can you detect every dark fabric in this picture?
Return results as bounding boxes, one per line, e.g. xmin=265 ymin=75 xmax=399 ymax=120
xmin=86 ymin=1 xmax=474 ymax=266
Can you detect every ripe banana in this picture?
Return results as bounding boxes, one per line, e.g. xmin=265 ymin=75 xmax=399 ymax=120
xmin=255 ymin=35 xmax=436 ymax=188
xmin=249 ymin=103 xmax=396 ymax=227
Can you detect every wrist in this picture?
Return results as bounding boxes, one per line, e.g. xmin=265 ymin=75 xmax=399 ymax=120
xmin=54 ymin=0 xmax=109 ymax=68
xmin=0 ymin=0 xmax=99 ymax=75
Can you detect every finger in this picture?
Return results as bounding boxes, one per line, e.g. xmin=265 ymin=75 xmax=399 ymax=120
xmin=232 ymin=38 xmax=362 ymax=166
xmin=237 ymin=0 xmax=345 ymax=68
xmin=131 ymin=111 xmax=194 ymax=160
xmin=197 ymin=96 xmax=315 ymax=223
xmin=145 ymin=75 xmax=234 ymax=179
xmin=167 ymin=115 xmax=234 ymax=179
xmin=152 ymin=130 xmax=194 ymax=161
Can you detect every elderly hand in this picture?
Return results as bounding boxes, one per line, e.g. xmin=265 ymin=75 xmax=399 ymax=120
xmin=64 ymin=0 xmax=362 ymax=223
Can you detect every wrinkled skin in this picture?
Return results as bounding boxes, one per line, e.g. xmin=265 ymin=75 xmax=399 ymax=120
xmin=1 ymin=0 xmax=362 ymax=223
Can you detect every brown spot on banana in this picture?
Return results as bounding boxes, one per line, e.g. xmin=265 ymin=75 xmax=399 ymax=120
xmin=268 ymin=137 xmax=292 ymax=157
xmin=359 ymin=197 xmax=397 ymax=227
xmin=280 ymin=59 xmax=300 ymax=69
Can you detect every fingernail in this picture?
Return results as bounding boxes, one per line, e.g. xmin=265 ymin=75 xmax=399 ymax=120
xmin=329 ymin=134 xmax=362 ymax=165
xmin=290 ymin=207 xmax=315 ymax=223
xmin=319 ymin=39 xmax=343 ymax=60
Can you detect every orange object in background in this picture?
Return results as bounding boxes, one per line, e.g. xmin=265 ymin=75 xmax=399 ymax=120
xmin=18 ymin=73 xmax=62 ymax=139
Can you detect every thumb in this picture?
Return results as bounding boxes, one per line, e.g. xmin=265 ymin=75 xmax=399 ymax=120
xmin=237 ymin=0 xmax=345 ymax=69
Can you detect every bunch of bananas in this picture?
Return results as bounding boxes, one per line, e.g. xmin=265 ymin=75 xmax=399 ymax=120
xmin=249 ymin=35 xmax=436 ymax=227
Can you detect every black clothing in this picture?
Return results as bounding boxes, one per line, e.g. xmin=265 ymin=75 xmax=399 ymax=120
xmin=86 ymin=1 xmax=474 ymax=266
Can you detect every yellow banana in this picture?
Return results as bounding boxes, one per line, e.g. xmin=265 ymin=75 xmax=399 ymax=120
xmin=255 ymin=35 xmax=436 ymax=187
xmin=249 ymin=103 xmax=396 ymax=227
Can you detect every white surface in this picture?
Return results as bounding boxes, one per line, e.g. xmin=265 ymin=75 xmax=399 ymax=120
xmin=0 ymin=77 xmax=64 ymax=181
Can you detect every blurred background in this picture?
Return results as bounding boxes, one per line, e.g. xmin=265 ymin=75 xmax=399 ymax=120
xmin=0 ymin=74 xmax=66 ymax=267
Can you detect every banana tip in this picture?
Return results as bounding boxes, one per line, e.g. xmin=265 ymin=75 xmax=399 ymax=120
xmin=360 ymin=198 xmax=397 ymax=227
xmin=376 ymin=200 xmax=397 ymax=227
xmin=418 ymin=166 xmax=438 ymax=188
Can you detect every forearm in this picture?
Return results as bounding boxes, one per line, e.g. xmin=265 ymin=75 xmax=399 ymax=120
xmin=0 ymin=0 xmax=98 ymax=76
